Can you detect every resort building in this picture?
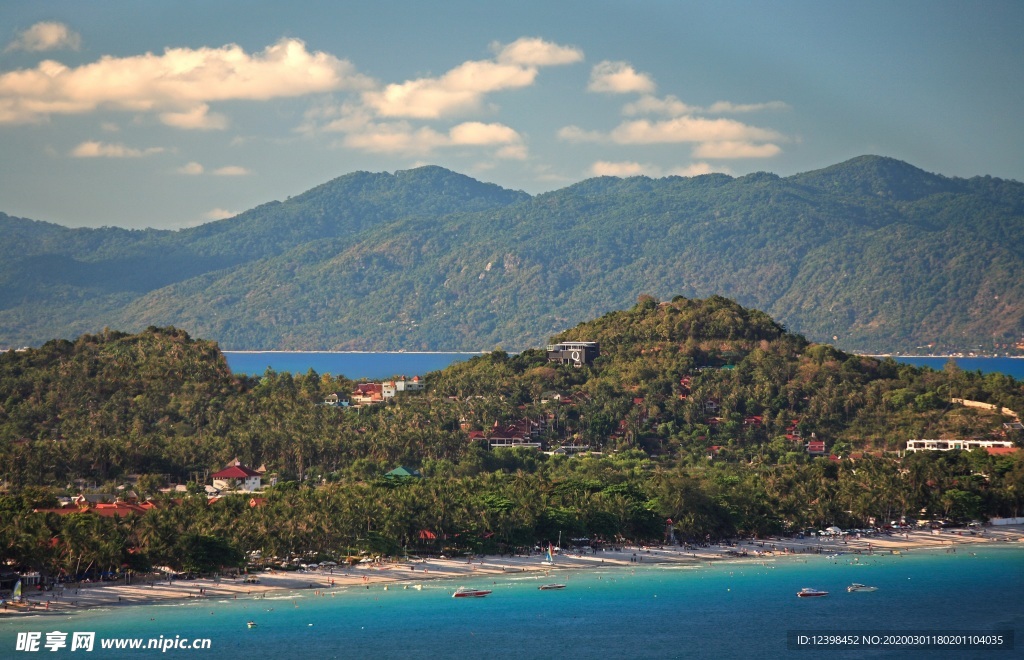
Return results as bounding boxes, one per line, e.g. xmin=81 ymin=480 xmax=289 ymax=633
xmin=546 ymin=341 xmax=599 ymax=367
xmin=905 ymin=439 xmax=1016 ymax=453
xmin=211 ymin=459 xmax=262 ymax=492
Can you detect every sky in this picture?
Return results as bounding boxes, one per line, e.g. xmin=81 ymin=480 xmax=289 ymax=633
xmin=1 ymin=0 xmax=1022 ymax=230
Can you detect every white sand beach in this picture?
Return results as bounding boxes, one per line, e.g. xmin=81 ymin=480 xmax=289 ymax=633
xmin=3 ymin=525 xmax=1021 ymax=617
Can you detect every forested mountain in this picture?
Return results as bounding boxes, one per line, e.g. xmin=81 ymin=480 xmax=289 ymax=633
xmin=2 ymin=156 xmax=1022 ymax=353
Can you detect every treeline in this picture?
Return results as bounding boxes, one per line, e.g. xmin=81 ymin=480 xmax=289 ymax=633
xmin=2 ymin=448 xmax=1022 ymax=578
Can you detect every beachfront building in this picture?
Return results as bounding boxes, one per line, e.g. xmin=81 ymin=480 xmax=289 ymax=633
xmin=211 ymin=459 xmax=262 ymax=492
xmin=905 ymin=439 xmax=1016 ymax=453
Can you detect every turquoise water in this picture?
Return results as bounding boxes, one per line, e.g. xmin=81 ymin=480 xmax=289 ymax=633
xmin=3 ymin=546 xmax=1020 ymax=658
xmin=224 ymin=353 xmax=1024 ymax=381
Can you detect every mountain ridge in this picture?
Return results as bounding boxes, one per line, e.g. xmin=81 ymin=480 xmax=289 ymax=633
xmin=1 ymin=156 xmax=1022 ymax=353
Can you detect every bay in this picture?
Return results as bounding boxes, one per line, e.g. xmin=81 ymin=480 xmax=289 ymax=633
xmin=891 ymin=356 xmax=1024 ymax=380
xmin=2 ymin=546 xmax=1020 ymax=659
xmin=223 ymin=352 xmax=482 ymax=380
xmin=224 ymin=351 xmax=1024 ymax=382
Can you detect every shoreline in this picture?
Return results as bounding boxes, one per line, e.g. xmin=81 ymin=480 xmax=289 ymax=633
xmin=3 ymin=525 xmax=1021 ymax=619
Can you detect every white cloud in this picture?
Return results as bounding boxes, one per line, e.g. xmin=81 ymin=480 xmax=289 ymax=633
xmin=361 ymin=37 xmax=581 ymax=119
xmin=159 ymin=103 xmax=228 ymax=130
xmin=341 ymin=118 xmax=523 ymax=157
xmin=70 ymin=141 xmax=164 ymax=158
xmin=556 ymin=125 xmax=605 ymax=143
xmin=212 ymin=165 xmax=251 ymax=176
xmin=496 ymin=144 xmax=528 ymax=160
xmin=667 ymin=162 xmax=725 ymax=177
xmin=448 ymin=121 xmax=520 ymax=146
xmin=494 ymin=37 xmax=583 ymax=66
xmin=609 ymin=116 xmax=782 ymax=145
xmin=591 ymin=160 xmax=649 ymax=177
xmin=177 ymin=161 xmax=204 ymax=175
xmin=707 ymin=100 xmax=789 ymax=113
xmin=623 ymin=94 xmax=696 ymax=117
xmin=588 ymin=61 xmax=655 ymax=94
xmin=0 ymin=38 xmax=371 ymax=125
xmin=362 ymin=60 xmax=537 ymax=119
xmin=692 ymin=141 xmax=781 ymax=158
xmin=204 ymin=208 xmax=236 ymax=220
xmin=6 ymin=22 xmax=81 ymax=52
xmin=590 ymin=160 xmax=728 ymax=178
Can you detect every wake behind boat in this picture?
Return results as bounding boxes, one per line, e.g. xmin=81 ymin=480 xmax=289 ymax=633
xmin=846 ymin=583 xmax=878 ymax=592
xmin=796 ymin=588 xmax=829 ymax=598
xmin=453 ymin=587 xmax=492 ymax=598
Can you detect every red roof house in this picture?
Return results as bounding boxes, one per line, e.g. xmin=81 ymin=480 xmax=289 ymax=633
xmin=212 ymin=459 xmax=262 ymax=493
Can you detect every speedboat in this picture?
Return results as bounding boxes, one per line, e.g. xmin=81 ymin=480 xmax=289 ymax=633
xmin=538 ymin=583 xmax=566 ymax=591
xmin=846 ymin=583 xmax=878 ymax=592
xmin=247 ymin=621 xmax=257 ymax=628
xmin=796 ymin=587 xmax=829 ymax=598
xmin=453 ymin=587 xmax=492 ymax=598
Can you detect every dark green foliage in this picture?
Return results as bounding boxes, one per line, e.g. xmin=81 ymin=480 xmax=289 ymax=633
xmin=0 ymin=297 xmax=1022 ymax=579
xmin=1 ymin=157 xmax=1022 ymax=353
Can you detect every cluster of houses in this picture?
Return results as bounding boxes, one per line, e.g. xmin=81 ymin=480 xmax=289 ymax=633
xmin=323 ymin=376 xmax=424 ymax=408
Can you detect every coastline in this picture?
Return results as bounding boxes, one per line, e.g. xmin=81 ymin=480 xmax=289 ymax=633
xmin=4 ymin=524 xmax=1020 ymax=619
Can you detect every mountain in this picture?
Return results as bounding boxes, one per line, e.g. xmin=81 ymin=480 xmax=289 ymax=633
xmin=1 ymin=156 xmax=1022 ymax=353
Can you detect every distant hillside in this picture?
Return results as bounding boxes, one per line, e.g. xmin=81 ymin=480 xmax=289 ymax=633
xmin=1 ymin=156 xmax=1022 ymax=353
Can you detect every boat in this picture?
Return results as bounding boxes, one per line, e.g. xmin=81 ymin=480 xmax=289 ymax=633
xmin=247 ymin=621 xmax=257 ymax=628
xmin=796 ymin=587 xmax=829 ymax=598
xmin=846 ymin=583 xmax=878 ymax=592
xmin=538 ymin=583 xmax=566 ymax=591
xmin=452 ymin=587 xmax=492 ymax=598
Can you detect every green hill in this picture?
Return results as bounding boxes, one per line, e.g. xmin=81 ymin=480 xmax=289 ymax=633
xmin=1 ymin=156 xmax=1021 ymax=353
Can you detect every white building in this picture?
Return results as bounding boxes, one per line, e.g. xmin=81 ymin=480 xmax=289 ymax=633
xmin=905 ymin=439 xmax=1015 ymax=453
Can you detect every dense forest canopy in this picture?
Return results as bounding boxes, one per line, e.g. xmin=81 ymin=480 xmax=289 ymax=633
xmin=1 ymin=156 xmax=1022 ymax=354
xmin=1 ymin=297 xmax=1022 ymax=577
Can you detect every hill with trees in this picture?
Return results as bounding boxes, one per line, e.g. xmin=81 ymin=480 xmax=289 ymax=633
xmin=1 ymin=298 xmax=1022 ymax=576
xmin=1 ymin=156 xmax=1022 ymax=354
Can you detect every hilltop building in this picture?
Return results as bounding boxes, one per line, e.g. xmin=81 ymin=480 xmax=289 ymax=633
xmin=546 ymin=341 xmax=599 ymax=367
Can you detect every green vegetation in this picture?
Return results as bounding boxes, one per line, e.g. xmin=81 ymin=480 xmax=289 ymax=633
xmin=1 ymin=297 xmax=1022 ymax=578
xmin=2 ymin=156 xmax=1022 ymax=353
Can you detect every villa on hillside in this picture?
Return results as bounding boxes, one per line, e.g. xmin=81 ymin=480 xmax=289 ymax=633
xmin=546 ymin=341 xmax=599 ymax=367
xmin=212 ymin=459 xmax=262 ymax=492
xmin=350 ymin=376 xmax=425 ymax=406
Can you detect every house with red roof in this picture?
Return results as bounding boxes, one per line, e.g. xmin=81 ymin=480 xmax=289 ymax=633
xmin=211 ymin=459 xmax=262 ymax=492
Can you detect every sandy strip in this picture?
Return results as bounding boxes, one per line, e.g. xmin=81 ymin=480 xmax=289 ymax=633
xmin=3 ymin=525 xmax=1020 ymax=617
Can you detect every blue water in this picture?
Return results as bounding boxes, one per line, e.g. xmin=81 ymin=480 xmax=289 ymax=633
xmin=892 ymin=356 xmax=1024 ymax=380
xmin=223 ymin=352 xmax=481 ymax=380
xmin=224 ymin=353 xmax=1023 ymax=381
xmin=3 ymin=547 xmax=1020 ymax=659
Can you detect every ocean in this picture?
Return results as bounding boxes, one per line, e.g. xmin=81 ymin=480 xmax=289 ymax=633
xmin=223 ymin=352 xmax=483 ymax=380
xmin=3 ymin=546 xmax=1020 ymax=659
xmin=223 ymin=352 xmax=1024 ymax=381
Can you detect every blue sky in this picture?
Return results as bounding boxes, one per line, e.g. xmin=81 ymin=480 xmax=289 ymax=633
xmin=1 ymin=0 xmax=1021 ymax=229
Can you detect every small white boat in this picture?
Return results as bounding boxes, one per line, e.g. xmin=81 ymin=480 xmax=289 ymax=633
xmin=247 ymin=621 xmax=257 ymax=628
xmin=453 ymin=587 xmax=492 ymax=598
xmin=538 ymin=583 xmax=566 ymax=591
xmin=796 ymin=587 xmax=829 ymax=598
xmin=846 ymin=583 xmax=878 ymax=592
